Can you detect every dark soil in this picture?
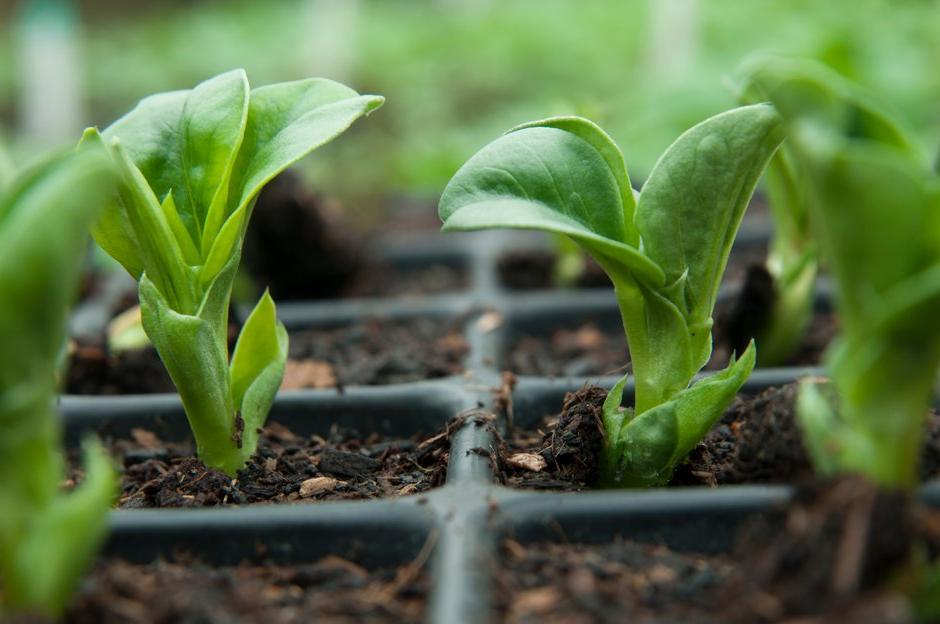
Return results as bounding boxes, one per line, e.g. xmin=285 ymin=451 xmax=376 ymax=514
xmin=345 ymin=261 xmax=469 ymax=299
xmin=83 ymin=418 xmax=458 ymax=508
xmin=65 ymin=555 xmax=428 ymax=623
xmin=243 ymin=171 xmax=467 ymax=301
xmin=495 ymin=537 xmax=738 ymax=624
xmin=284 ymin=317 xmax=468 ymax=389
xmin=495 ymin=386 xmax=607 ymax=492
xmin=66 ymin=316 xmax=468 ymax=395
xmin=497 ymin=241 xmax=768 ymax=292
xmin=504 ymin=306 xmax=835 ymax=378
xmin=497 ymin=383 xmax=940 ymax=492
xmin=497 ymin=250 xmax=611 ymax=290
xmin=66 ymin=340 xmax=176 ymax=395
xmin=495 ymin=478 xmax=930 ymax=623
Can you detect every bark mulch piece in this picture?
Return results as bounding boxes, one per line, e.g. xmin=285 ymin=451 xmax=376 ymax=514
xmin=495 ymin=479 xmax=932 ymax=623
xmin=66 ymin=316 xmax=468 ymax=395
xmin=497 ymin=383 xmax=940 ymax=492
xmin=90 ymin=419 xmax=461 ymax=508
xmin=505 ymin=306 xmax=836 ymax=378
xmin=66 ymin=554 xmax=429 ymax=624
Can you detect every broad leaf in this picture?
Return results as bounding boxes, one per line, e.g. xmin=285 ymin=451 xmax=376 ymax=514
xmin=636 ymin=104 xmax=784 ymax=323
xmin=440 ymin=118 xmax=664 ymax=285
xmin=227 ymin=79 xmax=385 ymax=222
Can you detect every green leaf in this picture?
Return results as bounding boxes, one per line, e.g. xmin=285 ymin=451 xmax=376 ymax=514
xmin=228 ymin=79 xmax=384 ymax=221
xmin=606 ymin=342 xmax=756 ymax=487
xmin=230 ymin=290 xmax=288 ymax=461
xmin=741 ymin=57 xmax=917 ymax=157
xmin=5 ymin=439 xmax=115 ymax=616
xmin=0 ymin=149 xmax=116 ymax=617
xmin=0 ymin=137 xmax=13 ymax=191
xmin=139 ymin=274 xmax=235 ymax=471
xmin=439 ymin=118 xmax=664 ymax=285
xmin=636 ymin=104 xmax=784 ymax=324
xmin=798 ymin=138 xmax=940 ymax=334
xmin=230 ymin=290 xmax=287 ymax=409
xmin=80 ymin=128 xmax=145 ymax=279
xmin=0 ymin=149 xmax=114 ymax=386
xmin=180 ymin=70 xmax=249 ymax=250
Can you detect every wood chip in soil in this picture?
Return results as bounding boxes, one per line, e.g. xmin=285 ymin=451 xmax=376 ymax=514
xmin=82 ymin=419 xmax=459 ymax=508
xmin=66 ymin=316 xmax=468 ymax=395
xmin=65 ymin=555 xmax=427 ymax=624
xmin=496 ymin=383 xmax=940 ymax=491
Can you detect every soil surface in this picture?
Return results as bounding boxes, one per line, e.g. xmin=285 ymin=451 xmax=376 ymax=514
xmin=66 ymin=316 xmax=468 ymax=395
xmin=497 ymin=251 xmax=611 ymax=290
xmin=495 ymin=537 xmax=738 ymax=624
xmin=284 ymin=317 xmax=468 ymax=389
xmin=496 ymin=384 xmax=940 ymax=492
xmin=65 ymin=555 xmax=428 ymax=623
xmin=77 ymin=418 xmax=458 ymax=508
xmin=495 ymin=479 xmax=933 ymax=623
xmin=504 ymin=306 xmax=835 ymax=378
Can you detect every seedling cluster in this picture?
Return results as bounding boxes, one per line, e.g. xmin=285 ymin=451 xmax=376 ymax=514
xmin=3 ymin=55 xmax=940 ymax=619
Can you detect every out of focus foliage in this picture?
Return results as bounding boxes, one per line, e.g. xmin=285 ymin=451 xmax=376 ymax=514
xmin=0 ymin=0 xmax=937 ymax=199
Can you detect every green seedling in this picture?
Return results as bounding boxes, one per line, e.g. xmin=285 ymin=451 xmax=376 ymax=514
xmin=0 ymin=149 xmax=116 ymax=617
xmin=440 ymin=106 xmax=783 ymax=486
xmin=750 ymin=62 xmax=940 ymax=489
xmin=734 ymin=58 xmax=914 ymax=365
xmin=83 ymin=70 xmax=383 ymax=475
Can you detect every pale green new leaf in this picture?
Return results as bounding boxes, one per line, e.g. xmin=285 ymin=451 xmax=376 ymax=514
xmin=92 ymin=71 xmax=383 ymax=475
xmin=230 ymin=290 xmax=288 ymax=463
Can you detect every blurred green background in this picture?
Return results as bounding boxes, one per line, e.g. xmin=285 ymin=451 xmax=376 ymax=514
xmin=1 ymin=0 xmax=938 ymax=211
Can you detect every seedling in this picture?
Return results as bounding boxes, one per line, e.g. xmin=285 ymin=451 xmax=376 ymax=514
xmin=751 ymin=63 xmax=940 ymax=488
xmin=440 ymin=107 xmax=783 ymax=486
xmin=0 ymin=149 xmax=116 ymax=617
xmin=734 ymin=58 xmax=914 ymax=365
xmin=83 ymin=70 xmax=383 ymax=475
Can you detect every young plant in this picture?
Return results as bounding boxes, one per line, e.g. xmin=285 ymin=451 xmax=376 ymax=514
xmin=732 ymin=58 xmax=915 ymax=365
xmin=82 ymin=70 xmax=383 ymax=475
xmin=0 ymin=149 xmax=116 ymax=617
xmin=750 ymin=63 xmax=940 ymax=488
xmin=440 ymin=106 xmax=783 ymax=486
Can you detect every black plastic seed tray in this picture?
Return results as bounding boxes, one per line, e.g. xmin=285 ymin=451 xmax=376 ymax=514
xmin=62 ymin=227 xmax=839 ymax=623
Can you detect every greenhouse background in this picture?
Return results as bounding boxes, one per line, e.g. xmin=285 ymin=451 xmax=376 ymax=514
xmin=2 ymin=0 xmax=938 ymax=210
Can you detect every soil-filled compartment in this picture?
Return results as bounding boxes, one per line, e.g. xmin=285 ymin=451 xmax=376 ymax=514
xmin=62 ymin=385 xmax=466 ymax=508
xmin=67 ymin=313 xmax=470 ymax=395
xmin=492 ymin=485 xmax=940 ymax=624
xmin=494 ymin=378 xmax=940 ymax=492
xmin=64 ymin=506 xmax=434 ymax=623
xmin=500 ymin=295 xmax=835 ymax=378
